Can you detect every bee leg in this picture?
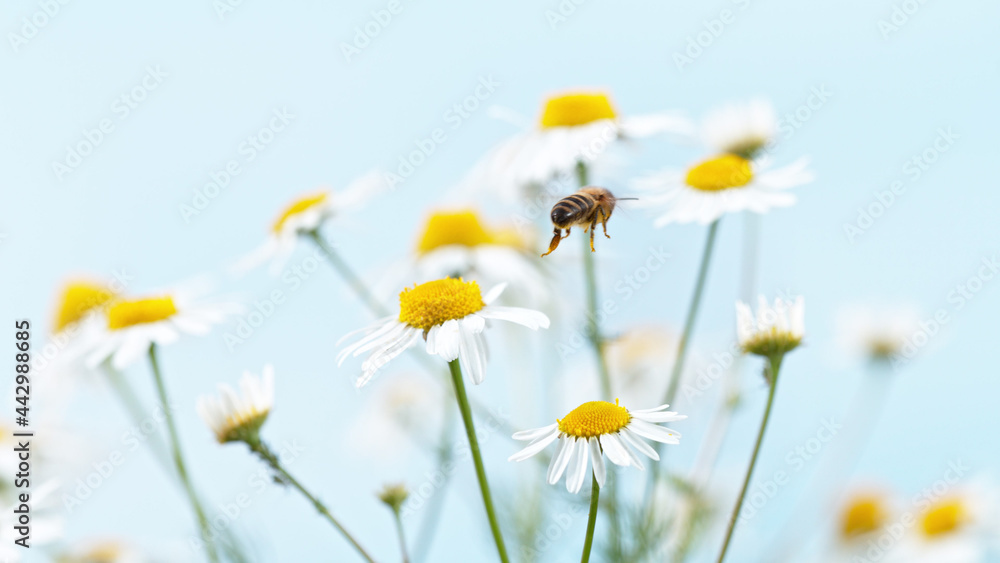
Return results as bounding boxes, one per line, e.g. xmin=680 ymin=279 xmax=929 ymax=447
xmin=541 ymin=228 xmax=563 ymax=257
xmin=599 ymin=208 xmax=611 ymax=239
xmin=588 ymin=217 xmax=597 ymax=252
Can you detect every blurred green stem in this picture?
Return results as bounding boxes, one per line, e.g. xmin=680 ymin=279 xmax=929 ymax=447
xmin=306 ymin=228 xmax=389 ymax=317
xmin=147 ymin=345 xmax=219 ymax=563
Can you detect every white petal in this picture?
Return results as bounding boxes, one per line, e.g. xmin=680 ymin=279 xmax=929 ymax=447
xmin=427 ymin=320 xmax=461 ymax=362
xmin=632 ymin=411 xmax=687 ymax=423
xmin=512 ymin=423 xmax=558 ymax=442
xmin=599 ymin=433 xmax=631 ymax=467
xmin=611 ymin=432 xmax=644 ymax=470
xmin=619 ymin=428 xmax=659 ymax=461
xmin=478 ymin=306 xmax=550 ymax=330
xmin=588 ymin=437 xmax=606 ymax=487
xmin=457 ymin=322 xmax=487 ymax=385
xmin=482 ymin=283 xmax=507 ymax=305
xmin=547 ymin=438 xmax=574 ymax=485
xmin=627 ymin=419 xmax=681 ymax=445
xmin=566 ymin=439 xmax=589 ymax=494
xmin=508 ymin=430 xmax=559 ymax=462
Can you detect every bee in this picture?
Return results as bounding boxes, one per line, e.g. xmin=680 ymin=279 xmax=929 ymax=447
xmin=541 ymin=187 xmax=635 ymax=257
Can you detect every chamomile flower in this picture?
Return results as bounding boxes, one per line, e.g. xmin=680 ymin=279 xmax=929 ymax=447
xmin=467 ymin=90 xmax=691 ymax=203
xmin=392 ymin=209 xmax=550 ymax=306
xmin=56 ymin=540 xmax=146 ymax=563
xmin=508 ymin=400 xmax=685 ymax=494
xmin=337 ymin=278 xmax=549 ymax=387
xmin=836 ymin=304 xmax=921 ymax=363
xmin=83 ymin=288 xmax=240 ymax=370
xmin=197 ymin=365 xmax=274 ymax=444
xmin=839 ymin=491 xmax=892 ymax=542
xmin=701 ymin=99 xmax=777 ymax=159
xmin=237 ymin=171 xmax=387 ymax=275
xmin=635 ymin=153 xmax=814 ymax=226
xmin=736 ymin=295 xmax=805 ymax=358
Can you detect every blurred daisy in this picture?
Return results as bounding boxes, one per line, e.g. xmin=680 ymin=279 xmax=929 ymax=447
xmin=338 ymin=278 xmax=549 ymax=387
xmin=701 ymin=99 xmax=777 ymax=159
xmin=56 ymin=539 xmax=146 ymax=563
xmin=468 ymin=90 xmax=691 ymax=203
xmin=737 ymin=295 xmax=805 ymax=358
xmin=237 ymin=171 xmax=387 ymax=274
xmin=635 ymin=153 xmax=813 ymax=226
xmin=197 ymin=365 xmax=274 ymax=444
xmin=836 ymin=304 xmax=921 ymax=363
xmin=889 ymin=478 xmax=1000 ymax=563
xmin=52 ymin=279 xmax=118 ymax=334
xmin=839 ymin=492 xmax=892 ymax=543
xmin=396 ymin=208 xmax=550 ymax=305
xmin=508 ymin=400 xmax=685 ymax=494
xmin=84 ymin=288 xmax=240 ymax=370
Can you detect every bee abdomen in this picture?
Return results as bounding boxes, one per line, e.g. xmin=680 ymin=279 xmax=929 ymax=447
xmin=551 ymin=194 xmax=592 ymax=225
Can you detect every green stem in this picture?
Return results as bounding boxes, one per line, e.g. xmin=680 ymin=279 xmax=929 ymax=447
xmin=147 ymin=345 xmax=219 ymax=563
xmin=715 ymin=354 xmax=784 ymax=563
xmin=249 ymin=439 xmax=377 ymax=563
xmin=104 ymin=365 xmax=172 ymax=471
xmin=580 ymin=475 xmax=601 ymax=563
xmin=447 ymin=360 xmax=509 ymax=563
xmin=392 ymin=509 xmax=411 ymax=563
xmin=306 ymin=229 xmax=390 ymax=317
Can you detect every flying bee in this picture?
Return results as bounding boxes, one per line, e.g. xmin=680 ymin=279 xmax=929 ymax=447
xmin=541 ymin=187 xmax=636 ymax=257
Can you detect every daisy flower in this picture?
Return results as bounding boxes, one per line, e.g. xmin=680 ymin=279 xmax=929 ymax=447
xmin=197 ymin=365 xmax=274 ymax=444
xmin=237 ymin=170 xmax=387 ymax=275
xmin=84 ymin=288 xmax=240 ymax=370
xmin=390 ymin=208 xmax=550 ymax=306
xmin=508 ymin=400 xmax=685 ymax=494
xmin=836 ymin=304 xmax=921 ymax=363
xmin=736 ymin=295 xmax=805 ymax=358
xmin=338 ymin=278 xmax=549 ymax=387
xmin=56 ymin=539 xmax=147 ymax=563
xmin=635 ymin=153 xmax=814 ymax=226
xmin=467 ymin=90 xmax=692 ymax=203
xmin=701 ymin=99 xmax=777 ymax=159
xmin=838 ymin=491 xmax=892 ymax=543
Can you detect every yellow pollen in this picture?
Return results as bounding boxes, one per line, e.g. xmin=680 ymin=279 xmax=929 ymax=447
xmin=540 ymin=92 xmax=617 ymax=128
xmin=107 ymin=296 xmax=178 ymax=330
xmin=398 ymin=278 xmax=486 ymax=331
xmin=841 ymin=496 xmax=887 ymax=539
xmin=53 ymin=281 xmax=116 ymax=331
xmin=920 ymin=499 xmax=966 ymax=538
xmin=557 ymin=399 xmax=631 ymax=439
xmin=417 ymin=210 xmax=495 ymax=254
xmin=685 ymin=154 xmax=754 ymax=192
xmin=272 ymin=191 xmax=329 ymax=233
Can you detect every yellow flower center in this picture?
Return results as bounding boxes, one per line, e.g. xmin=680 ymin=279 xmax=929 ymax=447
xmin=540 ymin=92 xmax=617 ymax=128
xmin=54 ymin=281 xmax=116 ymax=331
xmin=417 ymin=210 xmax=496 ymax=254
xmin=107 ymin=296 xmax=178 ymax=330
xmin=921 ymin=499 xmax=966 ymax=538
xmin=219 ymin=408 xmax=270 ymax=444
xmin=557 ymin=399 xmax=631 ymax=439
xmin=841 ymin=496 xmax=887 ymax=539
xmin=685 ymin=154 xmax=754 ymax=192
xmin=77 ymin=542 xmax=125 ymax=562
xmin=272 ymin=192 xmax=329 ymax=233
xmin=398 ymin=278 xmax=486 ymax=331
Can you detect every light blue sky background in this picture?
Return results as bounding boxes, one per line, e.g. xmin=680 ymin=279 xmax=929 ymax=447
xmin=2 ymin=1 xmax=999 ymax=561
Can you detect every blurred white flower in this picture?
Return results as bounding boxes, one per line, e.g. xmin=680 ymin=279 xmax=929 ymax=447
xmin=237 ymin=171 xmax=387 ymax=275
xmin=836 ymin=304 xmax=922 ymax=363
xmin=56 ymin=539 xmax=147 ymax=563
xmin=736 ymin=295 xmax=805 ymax=357
xmin=197 ymin=365 xmax=275 ymax=444
xmin=701 ymin=99 xmax=777 ymax=159
xmin=83 ymin=286 xmax=241 ymax=370
xmin=338 ymin=278 xmax=549 ymax=387
xmin=635 ymin=153 xmax=813 ymax=226
xmin=509 ymin=400 xmax=685 ymax=494
xmin=467 ymin=90 xmax=692 ymax=203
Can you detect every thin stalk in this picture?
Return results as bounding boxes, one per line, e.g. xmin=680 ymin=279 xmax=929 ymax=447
xmin=247 ymin=439 xmax=377 ymax=563
xmin=580 ymin=475 xmax=601 ymax=563
xmin=147 ymin=345 xmax=219 ymax=563
xmin=715 ymin=354 xmax=784 ymax=563
xmin=104 ymin=365 xmax=171 ymax=471
xmin=306 ymin=229 xmax=390 ymax=317
xmin=392 ymin=510 xmax=411 ymax=563
xmin=447 ymin=360 xmax=509 ymax=563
